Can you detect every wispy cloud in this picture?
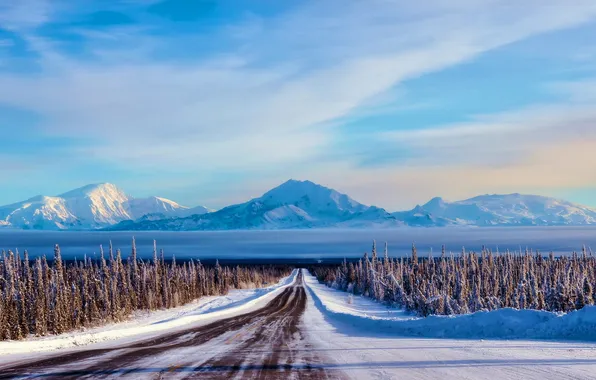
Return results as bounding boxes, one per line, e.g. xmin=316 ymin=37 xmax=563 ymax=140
xmin=380 ymin=100 xmax=596 ymax=166
xmin=0 ymin=0 xmax=55 ymax=31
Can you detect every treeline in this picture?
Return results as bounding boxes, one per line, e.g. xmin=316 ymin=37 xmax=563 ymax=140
xmin=0 ymin=240 xmax=292 ymax=341
xmin=310 ymin=242 xmax=596 ymax=317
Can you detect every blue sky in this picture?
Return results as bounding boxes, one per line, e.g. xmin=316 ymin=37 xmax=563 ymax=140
xmin=1 ymin=0 xmax=596 ymax=210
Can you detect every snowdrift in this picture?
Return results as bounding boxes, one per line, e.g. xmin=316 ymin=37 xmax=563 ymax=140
xmin=303 ymin=269 xmax=596 ymax=342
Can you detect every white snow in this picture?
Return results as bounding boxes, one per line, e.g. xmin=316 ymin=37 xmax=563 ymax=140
xmin=302 ymin=269 xmax=596 ymax=379
xmin=0 ymin=269 xmax=298 ymax=360
xmin=303 ymin=271 xmax=413 ymax=322
xmin=60 ymin=183 xmax=132 ymax=226
xmin=0 ymin=196 xmax=80 ymax=230
xmin=302 ymin=270 xmax=596 ymax=341
xmin=263 ymin=205 xmax=314 ymax=224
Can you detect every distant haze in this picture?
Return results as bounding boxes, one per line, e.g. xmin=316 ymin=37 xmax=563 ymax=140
xmin=2 ymin=227 xmax=596 ymax=261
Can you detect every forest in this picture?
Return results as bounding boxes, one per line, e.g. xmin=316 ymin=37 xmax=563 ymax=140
xmin=310 ymin=242 xmax=596 ymax=317
xmin=3 ymin=238 xmax=595 ymax=342
xmin=0 ymin=240 xmax=291 ymax=341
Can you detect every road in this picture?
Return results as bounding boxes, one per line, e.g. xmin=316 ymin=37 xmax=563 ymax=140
xmin=0 ymin=271 xmax=344 ymax=380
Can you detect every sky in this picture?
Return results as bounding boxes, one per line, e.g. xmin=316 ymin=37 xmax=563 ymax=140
xmin=1 ymin=0 xmax=596 ymax=211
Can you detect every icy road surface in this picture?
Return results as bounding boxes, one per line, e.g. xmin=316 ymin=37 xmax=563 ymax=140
xmin=1 ymin=269 xmax=595 ymax=379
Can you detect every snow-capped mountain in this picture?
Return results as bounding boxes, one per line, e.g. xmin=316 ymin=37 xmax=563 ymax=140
xmin=0 ymin=183 xmax=210 ymax=230
xmin=110 ymin=180 xmax=399 ymax=231
xmin=394 ymin=194 xmax=596 ymax=226
xmin=4 ymin=180 xmax=596 ymax=230
xmin=127 ymin=198 xmax=211 ymax=220
xmin=391 ymin=205 xmax=452 ymax=227
xmin=110 ymin=181 xmax=596 ymax=231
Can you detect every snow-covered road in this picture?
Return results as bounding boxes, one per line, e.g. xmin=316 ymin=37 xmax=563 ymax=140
xmin=0 ymin=270 xmax=342 ymax=379
xmin=1 ymin=269 xmax=595 ymax=379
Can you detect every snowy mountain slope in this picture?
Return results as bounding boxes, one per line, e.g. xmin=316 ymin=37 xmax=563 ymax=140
xmin=463 ymin=193 xmax=596 ymax=225
xmin=57 ymin=183 xmax=132 ymax=226
xmin=0 ymin=183 xmax=210 ymax=230
xmin=135 ymin=204 xmax=213 ymax=222
xmin=128 ymin=197 xmax=210 ymax=219
xmin=401 ymin=193 xmax=596 ymax=226
xmin=0 ymin=195 xmax=82 ymax=230
xmin=261 ymin=180 xmax=368 ymax=217
xmin=185 ymin=205 xmax=213 ymax=216
xmin=128 ymin=196 xmax=185 ymax=219
xmin=109 ymin=180 xmax=400 ymax=231
xmin=391 ymin=205 xmax=453 ymax=227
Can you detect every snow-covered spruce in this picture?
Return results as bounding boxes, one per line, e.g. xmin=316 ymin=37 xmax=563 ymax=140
xmin=310 ymin=242 xmax=595 ymax=317
xmin=0 ymin=240 xmax=291 ymax=341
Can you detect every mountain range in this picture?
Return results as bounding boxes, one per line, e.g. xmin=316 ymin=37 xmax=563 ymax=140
xmin=0 ymin=183 xmax=210 ymax=230
xmin=1 ymin=180 xmax=595 ymax=230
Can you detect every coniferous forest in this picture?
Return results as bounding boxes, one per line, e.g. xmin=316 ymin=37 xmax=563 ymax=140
xmin=3 ymin=239 xmax=596 ymax=342
xmin=0 ymin=240 xmax=292 ymax=341
xmin=311 ymin=242 xmax=596 ymax=317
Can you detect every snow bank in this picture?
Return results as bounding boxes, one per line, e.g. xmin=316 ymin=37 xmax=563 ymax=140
xmin=303 ymin=269 xmax=596 ymax=342
xmin=0 ymin=270 xmax=298 ymax=357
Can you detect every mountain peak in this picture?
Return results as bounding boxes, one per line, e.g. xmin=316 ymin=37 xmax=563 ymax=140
xmin=277 ymin=179 xmax=319 ymax=189
xmin=412 ymin=205 xmax=428 ymax=213
xmin=423 ymin=196 xmax=446 ymax=208
xmin=258 ymin=179 xmax=371 ymax=218
xmin=152 ymin=196 xmax=182 ymax=207
xmin=263 ymin=179 xmax=328 ymax=198
xmin=58 ymin=183 xmax=125 ymax=199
